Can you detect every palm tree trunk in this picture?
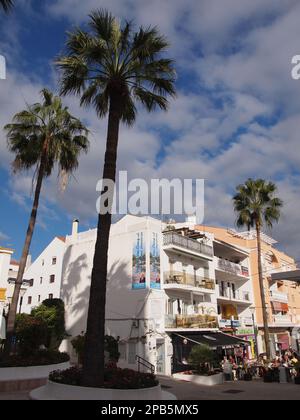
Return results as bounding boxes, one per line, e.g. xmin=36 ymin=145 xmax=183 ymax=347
xmin=3 ymin=158 xmax=45 ymax=359
xmin=82 ymin=92 xmax=121 ymax=388
xmin=256 ymin=222 xmax=271 ymax=359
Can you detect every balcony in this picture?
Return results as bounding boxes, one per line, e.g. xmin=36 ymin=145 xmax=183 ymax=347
xmin=165 ymin=313 xmax=218 ymax=330
xmin=164 ymin=271 xmax=215 ymax=291
xmin=272 ymin=315 xmax=293 ymax=326
xmin=216 ymin=257 xmax=249 ymax=279
xmin=163 ymin=232 xmax=213 ymax=260
xmin=218 ymin=289 xmax=251 ymax=304
xmin=269 ymin=291 xmax=288 ymax=303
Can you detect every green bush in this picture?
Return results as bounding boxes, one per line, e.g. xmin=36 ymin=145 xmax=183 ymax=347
xmin=15 ymin=314 xmax=48 ymax=355
xmin=188 ymin=345 xmax=217 ymax=375
xmin=31 ymin=299 xmax=66 ymax=350
xmin=0 ymin=350 xmax=70 ymax=367
xmin=71 ymin=334 xmax=120 ymax=365
xmin=49 ymin=366 xmax=159 ymax=389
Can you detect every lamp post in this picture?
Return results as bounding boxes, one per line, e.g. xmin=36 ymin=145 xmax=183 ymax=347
xmin=18 ymin=289 xmax=27 ymax=314
xmin=250 ymin=307 xmax=259 ymax=359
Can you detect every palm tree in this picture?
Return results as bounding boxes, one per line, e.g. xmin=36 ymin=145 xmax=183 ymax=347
xmin=0 ymin=0 xmax=13 ymax=12
xmin=56 ymin=9 xmax=176 ymax=387
xmin=233 ymin=178 xmax=283 ymax=359
xmin=3 ymin=89 xmax=89 ymax=357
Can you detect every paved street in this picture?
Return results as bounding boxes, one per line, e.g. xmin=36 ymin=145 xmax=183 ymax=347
xmin=158 ymin=376 xmax=300 ymax=400
xmin=0 ymin=377 xmax=299 ymax=400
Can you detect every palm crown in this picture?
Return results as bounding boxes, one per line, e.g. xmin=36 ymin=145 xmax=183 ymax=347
xmin=233 ymin=178 xmax=283 ymax=230
xmin=0 ymin=0 xmax=13 ymax=12
xmin=56 ymin=9 xmax=176 ymax=124
xmin=5 ymin=88 xmax=89 ymax=179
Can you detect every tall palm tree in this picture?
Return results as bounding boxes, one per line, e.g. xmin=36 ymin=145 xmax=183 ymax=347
xmin=233 ymin=178 xmax=283 ymax=359
xmin=3 ymin=89 xmax=89 ymax=357
xmin=56 ymin=9 xmax=176 ymax=387
xmin=0 ymin=0 xmax=13 ymax=12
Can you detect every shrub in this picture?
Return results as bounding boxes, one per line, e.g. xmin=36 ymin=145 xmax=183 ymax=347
xmin=31 ymin=299 xmax=66 ymax=350
xmin=49 ymin=366 xmax=159 ymax=389
xmin=15 ymin=314 xmax=48 ymax=355
xmin=0 ymin=350 xmax=70 ymax=367
xmin=71 ymin=333 xmax=120 ymax=365
xmin=188 ymin=345 xmax=217 ymax=375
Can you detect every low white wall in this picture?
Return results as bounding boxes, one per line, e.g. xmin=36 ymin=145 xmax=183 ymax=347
xmin=173 ymin=372 xmax=224 ymax=386
xmin=31 ymin=381 xmax=168 ymax=401
xmin=0 ymin=362 xmax=70 ymax=381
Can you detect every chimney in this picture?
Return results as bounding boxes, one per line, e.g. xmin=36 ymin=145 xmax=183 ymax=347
xmin=72 ymin=219 xmax=79 ymax=239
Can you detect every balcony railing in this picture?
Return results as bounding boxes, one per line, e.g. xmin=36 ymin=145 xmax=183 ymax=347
xmin=216 ymin=257 xmax=249 ymax=278
xmin=219 ymin=289 xmax=251 ymax=302
xmin=164 ymin=271 xmax=215 ymax=290
xmin=272 ymin=315 xmax=293 ymax=325
xmin=163 ymin=232 xmax=213 ymax=258
xmin=269 ymin=291 xmax=288 ymax=303
xmin=165 ymin=313 xmax=218 ymax=329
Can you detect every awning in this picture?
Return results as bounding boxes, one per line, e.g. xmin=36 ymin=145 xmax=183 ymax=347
xmin=272 ymin=302 xmax=289 ymax=312
xmin=271 ymin=270 xmax=300 ymax=283
xmin=173 ymin=331 xmax=250 ymax=350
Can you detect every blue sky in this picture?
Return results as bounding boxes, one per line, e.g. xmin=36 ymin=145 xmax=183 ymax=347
xmin=1 ymin=0 xmax=300 ymax=261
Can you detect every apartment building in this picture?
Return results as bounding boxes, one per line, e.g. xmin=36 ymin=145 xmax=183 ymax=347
xmin=0 ymin=246 xmax=13 ymax=314
xmin=198 ymin=226 xmax=300 ymax=355
xmin=19 ymin=216 xmax=250 ymax=375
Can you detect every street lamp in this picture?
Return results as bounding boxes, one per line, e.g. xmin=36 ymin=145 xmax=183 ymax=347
xmin=250 ymin=307 xmax=259 ymax=359
xmin=18 ymin=289 xmax=27 ymax=314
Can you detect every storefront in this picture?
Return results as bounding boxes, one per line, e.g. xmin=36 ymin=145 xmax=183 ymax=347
xmin=171 ymin=331 xmax=250 ymax=373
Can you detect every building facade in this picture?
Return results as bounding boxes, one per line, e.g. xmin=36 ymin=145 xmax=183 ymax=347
xmin=20 ymin=216 xmax=255 ymax=375
xmin=198 ymin=226 xmax=300 ymax=355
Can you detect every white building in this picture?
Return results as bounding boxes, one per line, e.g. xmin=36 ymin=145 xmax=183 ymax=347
xmin=21 ymin=215 xmax=254 ymax=375
xmin=21 ymin=237 xmax=66 ymax=313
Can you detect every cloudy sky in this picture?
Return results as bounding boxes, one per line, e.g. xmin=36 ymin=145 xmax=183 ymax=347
xmin=0 ymin=0 xmax=300 ymax=260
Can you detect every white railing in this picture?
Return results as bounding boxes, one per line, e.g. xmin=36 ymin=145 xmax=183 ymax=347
xmin=272 ymin=315 xmax=293 ymax=325
xmin=269 ymin=291 xmax=288 ymax=303
xmin=219 ymin=289 xmax=251 ymax=302
xmin=163 ymin=232 xmax=213 ymax=258
xmin=216 ymin=257 xmax=249 ymax=278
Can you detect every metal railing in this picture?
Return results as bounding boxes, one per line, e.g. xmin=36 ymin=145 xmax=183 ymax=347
xmin=164 ymin=271 xmax=215 ymax=290
xmin=136 ymin=355 xmax=155 ymax=374
xmin=163 ymin=232 xmax=213 ymax=258
xmin=216 ymin=257 xmax=249 ymax=277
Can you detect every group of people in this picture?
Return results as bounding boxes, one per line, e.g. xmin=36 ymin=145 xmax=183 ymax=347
xmin=221 ymin=347 xmax=300 ymax=382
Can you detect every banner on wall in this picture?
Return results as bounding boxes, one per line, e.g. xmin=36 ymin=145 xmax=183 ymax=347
xmin=150 ymin=232 xmax=161 ymax=289
xmin=132 ymin=232 xmax=146 ymax=289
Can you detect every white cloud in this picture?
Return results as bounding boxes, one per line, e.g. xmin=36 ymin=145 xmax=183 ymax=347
xmin=1 ymin=0 xmax=300 ymax=259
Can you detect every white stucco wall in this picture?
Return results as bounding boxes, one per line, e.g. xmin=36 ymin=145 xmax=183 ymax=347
xmin=21 ymin=237 xmax=66 ymax=313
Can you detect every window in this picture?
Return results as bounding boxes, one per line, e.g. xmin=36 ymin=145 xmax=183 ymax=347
xmin=52 ymin=257 xmax=57 ymax=265
xmin=29 ymin=279 xmax=34 ymax=287
xmin=27 ymin=296 xmax=32 ymax=305
xmin=42 ymin=259 xmax=44 ymax=266
xmin=40 ymin=277 xmax=43 ymax=285
xmin=48 ymin=294 xmax=53 ymax=300
xmin=38 ymin=295 xmax=41 ymax=303
xmin=50 ymin=275 xmax=55 ymax=284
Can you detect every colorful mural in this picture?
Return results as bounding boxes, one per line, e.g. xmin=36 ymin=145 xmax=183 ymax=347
xmin=132 ymin=232 xmax=146 ymax=289
xmin=150 ymin=232 xmax=161 ymax=289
